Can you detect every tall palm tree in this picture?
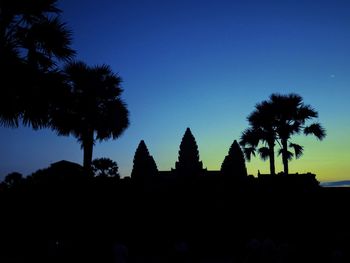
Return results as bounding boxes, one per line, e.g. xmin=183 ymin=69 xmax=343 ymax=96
xmin=0 ymin=0 xmax=75 ymax=129
xmin=240 ymin=100 xmax=277 ymax=175
xmin=269 ymin=93 xmax=326 ymax=174
xmin=51 ymin=61 xmax=129 ymax=171
xmin=241 ymin=93 xmax=326 ymax=175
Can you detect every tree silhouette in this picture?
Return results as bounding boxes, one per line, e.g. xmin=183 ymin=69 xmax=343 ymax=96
xmin=240 ymin=100 xmax=277 ymax=175
xmin=131 ymin=140 xmax=158 ymax=180
xmin=241 ymin=93 xmax=326 ymax=175
xmin=269 ymin=93 xmax=326 ymax=174
xmin=175 ymin=128 xmax=203 ymax=175
xmin=51 ymin=61 xmax=129 ymax=171
xmin=0 ymin=0 xmax=75 ymax=128
xmin=221 ymin=140 xmax=247 ymax=177
xmin=92 ymin=158 xmax=119 ymax=178
xmin=4 ymin=172 xmax=23 ymax=188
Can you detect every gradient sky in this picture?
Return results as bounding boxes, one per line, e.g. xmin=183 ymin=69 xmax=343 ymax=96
xmin=1 ymin=0 xmax=350 ymax=182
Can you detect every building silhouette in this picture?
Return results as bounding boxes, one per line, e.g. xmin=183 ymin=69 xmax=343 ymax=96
xmin=173 ymin=128 xmax=205 ymax=176
xmin=131 ymin=140 xmax=158 ymax=181
xmin=221 ymin=140 xmax=248 ymax=178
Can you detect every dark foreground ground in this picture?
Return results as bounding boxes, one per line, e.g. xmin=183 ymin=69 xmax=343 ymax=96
xmin=0 ymin=175 xmax=349 ymax=263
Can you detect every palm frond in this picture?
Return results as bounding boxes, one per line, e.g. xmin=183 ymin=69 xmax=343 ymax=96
xmin=34 ymin=16 xmax=75 ymax=60
xmin=0 ymin=115 xmax=19 ymax=128
xmin=277 ymin=148 xmax=294 ymax=161
xmin=297 ymin=104 xmax=318 ymax=121
xmin=304 ymin=123 xmax=326 ymax=140
xmin=240 ymin=128 xmax=260 ymax=147
xmin=96 ymin=98 xmax=130 ymax=141
xmin=289 ymin=143 xmax=304 ymax=159
xmin=243 ymin=147 xmax=256 ymax=161
xmin=258 ymin=147 xmax=270 ymax=161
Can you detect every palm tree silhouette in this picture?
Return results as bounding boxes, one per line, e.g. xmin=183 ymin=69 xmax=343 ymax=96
xmin=0 ymin=0 xmax=75 ymax=128
xmin=240 ymin=100 xmax=277 ymax=175
xmin=269 ymin=93 xmax=326 ymax=174
xmin=241 ymin=93 xmax=326 ymax=175
xmin=51 ymin=61 xmax=129 ymax=171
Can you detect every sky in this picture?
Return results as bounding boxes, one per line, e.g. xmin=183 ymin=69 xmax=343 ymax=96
xmin=1 ymin=0 xmax=350 ymax=182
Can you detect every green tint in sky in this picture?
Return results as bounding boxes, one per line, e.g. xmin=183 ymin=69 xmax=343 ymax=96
xmin=1 ymin=0 xmax=350 ymax=182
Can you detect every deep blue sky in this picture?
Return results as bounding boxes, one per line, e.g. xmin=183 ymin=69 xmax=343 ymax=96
xmin=1 ymin=0 xmax=350 ymax=181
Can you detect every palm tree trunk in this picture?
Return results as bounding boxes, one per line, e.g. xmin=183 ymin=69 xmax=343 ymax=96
xmin=281 ymin=139 xmax=289 ymax=175
xmin=268 ymin=143 xmax=276 ymax=175
xmin=83 ymin=129 xmax=94 ymax=173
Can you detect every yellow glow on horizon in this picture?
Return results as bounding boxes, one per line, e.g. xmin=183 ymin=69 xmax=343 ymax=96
xmin=195 ymin=127 xmax=350 ymax=182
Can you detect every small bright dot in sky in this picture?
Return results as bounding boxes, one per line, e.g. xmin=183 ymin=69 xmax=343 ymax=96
xmin=330 ymin=74 xmax=335 ymax=78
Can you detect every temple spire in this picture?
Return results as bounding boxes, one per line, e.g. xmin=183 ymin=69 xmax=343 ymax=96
xmin=221 ymin=140 xmax=247 ymax=177
xmin=131 ymin=140 xmax=158 ymax=180
xmin=175 ymin=128 xmax=204 ymax=175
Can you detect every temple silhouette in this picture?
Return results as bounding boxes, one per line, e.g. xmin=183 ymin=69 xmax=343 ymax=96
xmin=130 ymin=127 xmax=319 ymax=192
xmin=174 ymin=127 xmax=204 ymax=175
xmin=0 ymin=128 xmax=348 ymax=263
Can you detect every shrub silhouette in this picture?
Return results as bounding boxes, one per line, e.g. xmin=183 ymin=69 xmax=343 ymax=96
xmin=92 ymin=158 xmax=119 ymax=178
xmin=4 ymin=172 xmax=23 ymax=188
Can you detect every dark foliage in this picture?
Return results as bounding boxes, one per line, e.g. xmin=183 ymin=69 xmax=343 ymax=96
xmin=269 ymin=93 xmax=326 ymax=174
xmin=51 ymin=61 xmax=129 ymax=170
xmin=240 ymin=100 xmax=277 ymax=175
xmin=241 ymin=93 xmax=326 ymax=175
xmin=4 ymin=171 xmax=23 ymax=185
xmin=0 ymin=0 xmax=75 ymax=128
xmin=92 ymin=158 xmax=119 ymax=178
